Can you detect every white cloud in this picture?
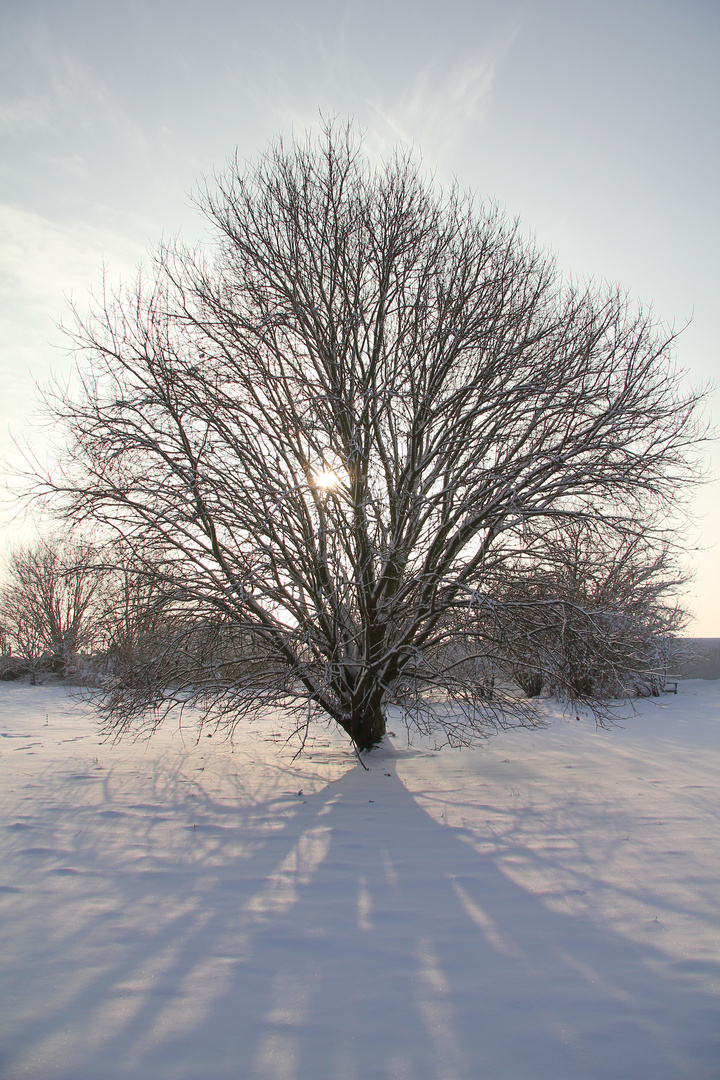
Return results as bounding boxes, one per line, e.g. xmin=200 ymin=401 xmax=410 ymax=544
xmin=238 ymin=9 xmax=522 ymax=186
xmin=0 ymin=204 xmax=149 ymax=479
xmin=0 ymin=15 xmax=103 ymax=138
xmin=364 ymin=21 xmax=520 ymax=173
xmin=0 ymin=202 xmax=148 ymax=321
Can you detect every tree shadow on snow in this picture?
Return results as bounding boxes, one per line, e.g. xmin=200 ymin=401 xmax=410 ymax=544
xmin=3 ymin=750 xmax=719 ymax=1080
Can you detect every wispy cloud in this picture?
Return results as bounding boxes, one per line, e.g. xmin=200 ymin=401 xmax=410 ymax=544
xmin=0 ymin=204 xmax=149 ymax=469
xmin=0 ymin=13 xmax=101 ymax=138
xmin=370 ymin=57 xmax=495 ymax=158
xmin=244 ymin=11 xmax=522 ymax=185
xmin=0 ymin=204 xmax=147 ymax=319
xmin=365 ymin=19 xmax=521 ymax=173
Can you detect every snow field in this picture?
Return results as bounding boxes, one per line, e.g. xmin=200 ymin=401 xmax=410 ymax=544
xmin=1 ymin=682 xmax=719 ymax=1079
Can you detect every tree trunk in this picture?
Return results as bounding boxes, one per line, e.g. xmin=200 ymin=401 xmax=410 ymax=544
xmin=342 ymin=694 xmax=387 ymax=752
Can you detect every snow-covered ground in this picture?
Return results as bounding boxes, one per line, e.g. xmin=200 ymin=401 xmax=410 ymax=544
xmin=1 ymin=682 xmax=718 ymax=1080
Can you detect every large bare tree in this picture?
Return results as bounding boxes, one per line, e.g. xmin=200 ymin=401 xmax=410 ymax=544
xmin=31 ymin=124 xmax=705 ymax=749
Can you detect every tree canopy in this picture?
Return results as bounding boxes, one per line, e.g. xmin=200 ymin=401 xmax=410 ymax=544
xmin=32 ymin=124 xmax=705 ymax=750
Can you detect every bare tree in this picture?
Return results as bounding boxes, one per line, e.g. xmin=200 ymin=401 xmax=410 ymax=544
xmin=0 ymin=537 xmax=102 ymax=674
xmin=30 ymin=124 xmax=706 ymax=749
xmin=490 ymin=521 xmax=688 ymax=700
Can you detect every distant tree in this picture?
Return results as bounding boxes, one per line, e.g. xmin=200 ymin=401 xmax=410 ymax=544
xmin=0 ymin=538 xmax=102 ymax=674
xmin=492 ymin=522 xmax=688 ymax=700
xmin=30 ymin=123 xmax=706 ymax=749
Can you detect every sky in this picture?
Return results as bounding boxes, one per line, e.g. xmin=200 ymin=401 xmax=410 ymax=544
xmin=1 ymin=0 xmax=718 ymax=633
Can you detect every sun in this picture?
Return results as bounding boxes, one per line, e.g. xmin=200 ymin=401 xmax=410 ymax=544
xmin=311 ymin=468 xmax=340 ymax=490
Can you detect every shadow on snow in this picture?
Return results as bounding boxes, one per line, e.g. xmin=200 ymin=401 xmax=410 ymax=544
xmin=2 ymin=744 xmax=719 ymax=1080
